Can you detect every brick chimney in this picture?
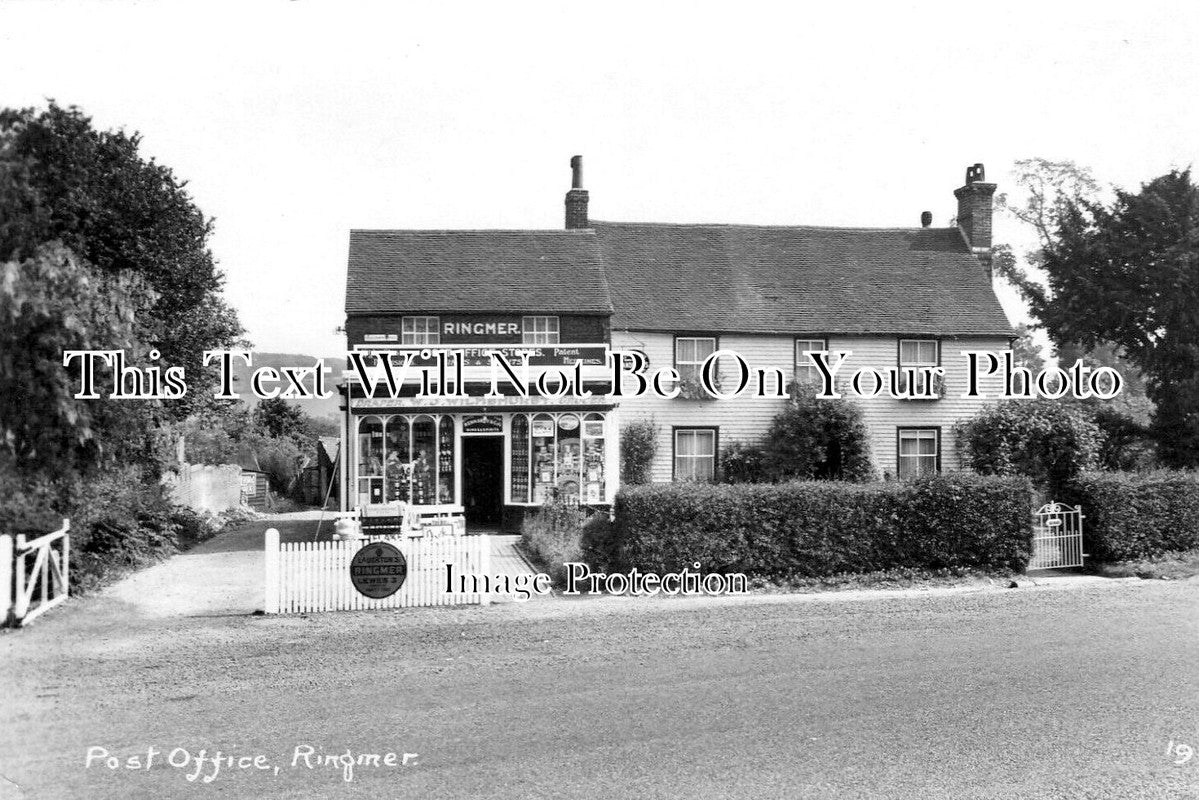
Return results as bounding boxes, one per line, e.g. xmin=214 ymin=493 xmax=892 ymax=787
xmin=954 ymin=163 xmax=997 ymax=274
xmin=565 ymin=155 xmax=589 ymax=229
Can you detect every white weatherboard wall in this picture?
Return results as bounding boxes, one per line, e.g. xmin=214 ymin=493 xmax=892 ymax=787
xmin=611 ymin=331 xmax=1012 ymax=481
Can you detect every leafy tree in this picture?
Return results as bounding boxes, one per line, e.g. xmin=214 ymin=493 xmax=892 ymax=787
xmin=0 ymin=102 xmax=243 ymax=418
xmin=0 ymin=242 xmax=160 ymax=472
xmin=253 ymin=398 xmax=308 ymax=442
xmin=1000 ymin=166 xmax=1199 ymax=466
xmin=1009 ymin=322 xmax=1046 ymax=373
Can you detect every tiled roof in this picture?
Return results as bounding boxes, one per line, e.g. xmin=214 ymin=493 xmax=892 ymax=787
xmin=345 ymin=222 xmax=1013 ymax=337
xmin=591 ymin=221 xmax=1013 ymax=336
xmin=346 ymin=230 xmax=612 ymax=315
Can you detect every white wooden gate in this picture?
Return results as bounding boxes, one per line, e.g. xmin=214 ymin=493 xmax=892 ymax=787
xmin=264 ymin=529 xmax=491 ymax=614
xmin=3 ymin=519 xmax=71 ymax=627
xmin=1029 ymin=502 xmax=1085 ymax=570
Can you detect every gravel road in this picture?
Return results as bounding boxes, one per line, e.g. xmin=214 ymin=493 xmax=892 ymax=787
xmin=2 ymin=516 xmax=1197 ymax=799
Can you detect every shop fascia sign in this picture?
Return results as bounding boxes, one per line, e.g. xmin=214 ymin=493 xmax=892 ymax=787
xmin=356 ymin=343 xmax=607 ymax=368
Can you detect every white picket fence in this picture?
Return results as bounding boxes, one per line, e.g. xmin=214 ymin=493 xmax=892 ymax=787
xmin=2 ymin=519 xmax=71 ymax=627
xmin=264 ymin=529 xmax=491 ymax=614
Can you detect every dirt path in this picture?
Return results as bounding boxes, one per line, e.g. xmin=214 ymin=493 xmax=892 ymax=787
xmin=103 ymin=510 xmax=327 ymax=618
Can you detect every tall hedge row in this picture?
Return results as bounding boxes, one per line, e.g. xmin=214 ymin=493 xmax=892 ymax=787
xmin=1068 ymin=471 xmax=1199 ymax=561
xmin=609 ymin=473 xmax=1034 ymax=578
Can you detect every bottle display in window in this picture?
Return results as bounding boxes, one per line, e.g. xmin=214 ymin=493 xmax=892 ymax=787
xmin=531 ymin=414 xmax=555 ymax=504
xmin=437 ymin=417 xmax=455 ymax=504
xmin=510 ymin=414 xmax=530 ymax=503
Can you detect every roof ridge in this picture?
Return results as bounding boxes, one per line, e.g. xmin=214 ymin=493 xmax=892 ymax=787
xmin=350 ymin=228 xmax=595 ymax=236
xmin=590 ymin=219 xmax=954 ymax=233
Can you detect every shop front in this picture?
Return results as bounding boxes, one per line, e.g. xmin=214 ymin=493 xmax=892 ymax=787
xmin=343 ymin=397 xmax=619 ymax=531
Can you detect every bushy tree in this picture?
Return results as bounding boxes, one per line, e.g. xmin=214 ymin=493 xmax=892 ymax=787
xmin=762 ymin=382 xmax=874 ymax=482
xmin=956 ymin=400 xmax=1104 ymax=495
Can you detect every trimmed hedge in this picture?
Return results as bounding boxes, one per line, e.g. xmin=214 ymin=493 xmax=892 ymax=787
xmin=610 ymin=473 xmax=1034 ymax=578
xmin=1068 ymin=471 xmax=1199 ymax=562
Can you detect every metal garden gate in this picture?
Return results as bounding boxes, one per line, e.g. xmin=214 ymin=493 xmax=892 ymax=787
xmin=1029 ymin=502 xmax=1085 ymax=570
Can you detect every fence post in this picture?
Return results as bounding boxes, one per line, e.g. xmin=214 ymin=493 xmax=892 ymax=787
xmin=61 ymin=519 xmax=70 ymax=599
xmin=13 ymin=534 xmax=27 ymax=622
xmin=264 ymin=528 xmax=280 ymax=614
xmin=0 ymin=535 xmax=12 ymax=626
xmin=479 ymin=534 xmax=491 ymax=606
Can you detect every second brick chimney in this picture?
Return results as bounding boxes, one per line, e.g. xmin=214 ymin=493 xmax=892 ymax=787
xmin=565 ymin=155 xmax=589 ymax=229
xmin=954 ymin=163 xmax=997 ymax=274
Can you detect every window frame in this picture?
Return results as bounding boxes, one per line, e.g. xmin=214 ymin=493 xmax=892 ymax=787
xmin=897 ymin=337 xmax=941 ymax=395
xmin=672 ymin=426 xmax=719 ymax=482
xmin=674 ymin=335 xmax=719 ymax=384
xmin=522 ymin=316 xmax=560 ymax=345
xmin=897 ymin=338 xmax=940 ymax=368
xmin=896 ymin=427 xmax=941 ymax=479
xmin=794 ymin=337 xmax=829 ymax=385
xmin=401 ymin=316 xmax=441 ymax=346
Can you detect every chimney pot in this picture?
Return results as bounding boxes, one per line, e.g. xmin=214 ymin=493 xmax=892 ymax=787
xmin=570 ymin=155 xmax=583 ymax=189
xmin=921 ymin=211 xmax=933 ymax=228
xmin=565 ymin=155 xmax=589 ymax=229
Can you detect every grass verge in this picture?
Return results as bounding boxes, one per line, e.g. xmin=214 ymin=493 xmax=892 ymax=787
xmin=1091 ymin=549 xmax=1199 ymax=581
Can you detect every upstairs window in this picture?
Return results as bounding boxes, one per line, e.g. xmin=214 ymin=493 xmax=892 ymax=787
xmin=899 ymin=338 xmax=939 ymax=394
xmin=523 ymin=316 xmax=560 ymax=345
xmin=899 ymin=339 xmax=938 ymax=368
xmin=675 ymin=336 xmax=717 ymax=384
xmin=794 ymin=338 xmax=829 ymax=385
xmin=402 ymin=316 xmax=440 ymax=345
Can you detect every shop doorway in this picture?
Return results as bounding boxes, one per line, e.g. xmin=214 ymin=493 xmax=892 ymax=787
xmin=463 ymin=436 xmax=504 ymax=526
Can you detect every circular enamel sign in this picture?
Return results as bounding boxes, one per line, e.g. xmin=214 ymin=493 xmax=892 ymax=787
xmin=349 ymin=542 xmax=408 ymax=599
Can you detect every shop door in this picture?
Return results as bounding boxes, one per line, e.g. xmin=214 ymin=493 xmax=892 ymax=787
xmin=463 ymin=436 xmax=504 ymax=526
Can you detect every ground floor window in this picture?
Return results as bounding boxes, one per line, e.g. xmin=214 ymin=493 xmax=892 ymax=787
xmin=674 ymin=428 xmax=717 ymax=482
xmin=355 ymin=414 xmax=455 ymax=507
xmin=897 ymin=428 xmax=939 ymax=478
xmin=510 ymin=412 xmax=607 ymax=505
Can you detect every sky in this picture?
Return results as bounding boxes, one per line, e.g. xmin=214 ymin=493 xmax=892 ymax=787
xmin=3 ymin=0 xmax=1198 ymax=356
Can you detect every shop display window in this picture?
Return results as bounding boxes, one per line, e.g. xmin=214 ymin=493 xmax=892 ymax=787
xmin=582 ymin=413 xmax=606 ymax=504
xmin=357 ymin=416 xmax=385 ymax=505
xmin=412 ymin=417 xmax=437 ymax=505
xmin=385 ymin=417 xmax=411 ymax=502
xmin=354 ymin=413 xmax=457 ymax=507
xmin=531 ymin=413 xmax=556 ymax=504
xmin=511 ymin=412 xmax=607 ymax=505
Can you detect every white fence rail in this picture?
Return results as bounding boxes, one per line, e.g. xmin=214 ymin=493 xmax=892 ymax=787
xmin=264 ymin=529 xmax=491 ymax=614
xmin=3 ymin=519 xmax=71 ymax=627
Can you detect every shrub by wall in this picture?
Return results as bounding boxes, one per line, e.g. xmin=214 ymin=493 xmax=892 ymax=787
xmin=1068 ymin=471 xmax=1199 ymax=562
xmin=610 ymin=473 xmax=1033 ymax=578
xmin=619 ymin=419 xmax=658 ymax=485
xmin=956 ymin=399 xmax=1103 ymax=496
